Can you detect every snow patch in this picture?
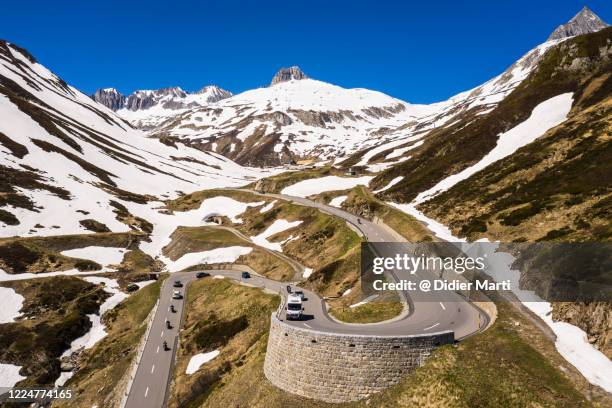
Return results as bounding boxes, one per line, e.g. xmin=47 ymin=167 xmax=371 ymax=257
xmin=349 ymin=294 xmax=378 ymax=308
xmin=251 ymin=219 xmax=303 ymax=251
xmin=186 ymin=350 xmax=220 ymax=374
xmin=374 ymin=176 xmax=404 ymax=193
xmin=165 ymin=247 xmax=253 ymax=272
xmin=329 ymin=195 xmax=347 ymax=207
xmin=62 ymin=277 xmax=127 ymax=357
xmin=0 ymin=286 xmax=24 ymax=323
xmin=259 ymin=200 xmax=277 ymax=213
xmin=61 ymin=247 xmax=127 ymax=268
xmin=0 ymin=363 xmax=26 ymax=387
xmin=414 ymin=93 xmax=573 ymax=204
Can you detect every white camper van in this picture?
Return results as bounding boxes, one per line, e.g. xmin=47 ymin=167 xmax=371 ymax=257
xmin=286 ymin=294 xmax=303 ymax=320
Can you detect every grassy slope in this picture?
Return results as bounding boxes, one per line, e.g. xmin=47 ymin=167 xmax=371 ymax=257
xmin=169 ymin=278 xmax=279 ymax=408
xmin=162 ymin=225 xmax=295 ymax=280
xmin=0 ymin=232 xmax=141 ymax=274
xmin=53 ymin=276 xmax=163 ymax=408
xmin=0 ymin=276 xmax=108 ymax=386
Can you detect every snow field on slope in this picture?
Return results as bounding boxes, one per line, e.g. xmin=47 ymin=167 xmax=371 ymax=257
xmin=0 ymin=286 xmax=24 ymax=323
xmin=0 ymin=363 xmax=26 ymax=387
xmin=250 ymin=219 xmax=303 ymax=252
xmin=62 ymin=277 xmax=128 ymax=358
xmin=186 ymin=350 xmax=220 ymax=375
xmin=61 ymin=247 xmax=127 ymax=267
xmin=199 ymin=196 xmax=264 ymax=223
xmin=374 ymin=176 xmax=404 ymax=193
xmin=329 ymin=195 xmax=347 ymax=207
xmin=281 ymin=176 xmax=373 ymax=197
xmin=414 ymin=93 xmax=574 ymax=204
xmin=165 ymin=247 xmax=253 ymax=272
xmin=260 ymin=200 xmax=277 ymax=213
xmin=0 ymin=44 xmax=271 ymax=240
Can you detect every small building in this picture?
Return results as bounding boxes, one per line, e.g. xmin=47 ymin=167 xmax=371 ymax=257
xmin=346 ymin=167 xmax=358 ymax=176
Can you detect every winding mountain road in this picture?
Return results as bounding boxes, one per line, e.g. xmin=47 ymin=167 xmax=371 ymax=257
xmin=124 ymin=190 xmax=488 ymax=408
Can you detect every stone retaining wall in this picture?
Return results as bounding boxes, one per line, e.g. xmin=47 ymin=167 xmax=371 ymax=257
xmin=263 ymin=315 xmax=454 ymax=403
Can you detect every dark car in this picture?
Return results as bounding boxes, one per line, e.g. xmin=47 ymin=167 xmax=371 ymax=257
xmin=241 ymin=271 xmax=251 ymax=279
xmin=294 ymin=290 xmax=306 ymax=300
xmin=173 ymin=280 xmax=183 ymax=288
xmin=196 ymin=272 xmax=210 ymax=278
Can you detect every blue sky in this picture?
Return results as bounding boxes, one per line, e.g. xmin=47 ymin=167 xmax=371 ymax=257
xmin=1 ymin=1 xmax=609 ymax=103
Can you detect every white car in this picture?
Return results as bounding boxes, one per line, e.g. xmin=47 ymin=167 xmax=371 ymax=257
xmin=172 ymin=290 xmax=183 ymax=299
xmin=286 ymin=294 xmax=303 ymax=320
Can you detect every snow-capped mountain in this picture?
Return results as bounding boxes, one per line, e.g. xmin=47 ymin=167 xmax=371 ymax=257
xmin=270 ymin=66 xmax=309 ymax=85
xmin=138 ymin=8 xmax=609 ymax=167
xmin=147 ymin=67 xmax=441 ymax=166
xmin=91 ymin=85 xmax=232 ymax=130
xmin=0 ymin=40 xmax=265 ymax=238
xmin=548 ymin=6 xmax=609 ymax=41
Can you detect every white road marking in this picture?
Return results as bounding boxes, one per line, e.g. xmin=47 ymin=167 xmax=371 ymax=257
xmin=151 ymin=364 xmax=155 ymax=373
xmin=423 ymin=322 xmax=440 ymax=331
xmin=303 ymin=323 xmax=312 ymax=328
xmin=439 ymin=302 xmax=446 ymax=310
xmin=156 ymin=346 xmax=160 ymax=353
xmin=144 ymin=387 xmax=149 ymax=398
xmin=161 ymin=330 xmax=164 ymax=337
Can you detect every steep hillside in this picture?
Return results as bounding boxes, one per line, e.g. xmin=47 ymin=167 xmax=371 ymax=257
xmin=373 ymin=27 xmax=611 ymax=205
xmin=92 ymin=85 xmax=232 ymax=130
xmin=0 ymin=40 xmax=265 ymax=241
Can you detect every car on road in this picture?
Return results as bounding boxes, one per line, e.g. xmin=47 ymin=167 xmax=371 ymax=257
xmin=293 ymin=290 xmax=305 ymax=300
xmin=196 ymin=272 xmax=210 ymax=278
xmin=286 ymin=294 xmax=304 ymax=320
xmin=241 ymin=271 xmax=251 ymax=279
xmin=173 ymin=280 xmax=183 ymax=287
xmin=172 ymin=290 xmax=183 ymax=299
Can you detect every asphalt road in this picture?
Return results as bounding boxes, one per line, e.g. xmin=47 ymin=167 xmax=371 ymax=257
xmin=124 ymin=273 xmax=197 ymax=408
xmin=125 ymin=190 xmax=489 ymax=407
xmin=247 ymin=190 xmax=488 ymax=338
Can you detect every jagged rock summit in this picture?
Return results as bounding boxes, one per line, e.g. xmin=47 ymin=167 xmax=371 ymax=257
xmin=547 ymin=6 xmax=609 ymax=41
xmin=270 ymin=66 xmax=308 ymax=86
xmin=91 ymin=85 xmax=232 ymax=112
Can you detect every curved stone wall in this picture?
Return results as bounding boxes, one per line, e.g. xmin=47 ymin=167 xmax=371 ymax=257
xmin=263 ymin=315 xmax=454 ymax=403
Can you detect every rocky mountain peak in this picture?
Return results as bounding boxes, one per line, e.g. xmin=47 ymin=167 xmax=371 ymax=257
xmin=92 ymin=88 xmax=126 ymax=111
xmin=547 ymin=6 xmax=609 ymax=41
xmin=270 ymin=66 xmax=308 ymax=86
xmin=195 ymin=85 xmax=233 ymax=102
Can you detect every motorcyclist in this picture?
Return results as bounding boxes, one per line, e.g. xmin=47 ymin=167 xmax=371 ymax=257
xmin=163 ymin=340 xmax=168 ymax=350
xmin=170 ymin=304 xmax=176 ymax=313
xmin=166 ymin=319 xmax=172 ymax=329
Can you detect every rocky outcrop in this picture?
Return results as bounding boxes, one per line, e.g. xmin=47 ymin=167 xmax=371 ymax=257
xmin=92 ymin=88 xmax=125 ymax=111
xmin=195 ymin=85 xmax=233 ymax=102
xmin=552 ymin=302 xmax=611 ymax=359
xmin=91 ymin=85 xmax=232 ymax=113
xmin=270 ymin=66 xmax=308 ymax=86
xmin=548 ymin=6 xmax=609 ymax=41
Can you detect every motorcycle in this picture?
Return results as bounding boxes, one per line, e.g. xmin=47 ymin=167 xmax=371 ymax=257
xmin=163 ymin=341 xmax=169 ymax=351
xmin=170 ymin=304 xmax=176 ymax=313
xmin=166 ymin=320 xmax=172 ymax=329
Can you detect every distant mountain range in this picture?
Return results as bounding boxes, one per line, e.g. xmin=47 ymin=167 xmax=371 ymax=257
xmin=90 ymin=7 xmax=609 ymax=167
